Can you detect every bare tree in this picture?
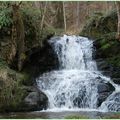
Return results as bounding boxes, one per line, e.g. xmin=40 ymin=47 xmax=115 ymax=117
xmin=54 ymin=2 xmax=64 ymax=28
xmin=40 ymin=1 xmax=47 ymax=31
xmin=76 ymin=2 xmax=80 ymax=30
xmin=63 ymin=2 xmax=67 ymax=32
xmin=12 ymin=1 xmax=25 ymax=71
xmin=116 ymin=1 xmax=120 ymax=40
xmin=34 ymin=1 xmax=41 ymax=9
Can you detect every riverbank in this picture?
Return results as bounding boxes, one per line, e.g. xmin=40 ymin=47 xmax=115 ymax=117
xmin=0 ymin=110 xmax=119 ymax=119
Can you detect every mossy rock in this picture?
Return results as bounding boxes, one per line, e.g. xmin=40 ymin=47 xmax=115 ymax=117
xmin=0 ymin=59 xmax=29 ymax=112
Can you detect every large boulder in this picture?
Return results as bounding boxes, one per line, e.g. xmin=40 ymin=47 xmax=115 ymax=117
xmin=100 ymin=92 xmax=120 ymax=112
xmin=24 ymin=87 xmax=48 ymax=111
xmin=24 ymin=38 xmax=59 ymax=79
xmin=97 ymin=82 xmax=115 ymax=93
xmin=97 ymin=82 xmax=115 ymax=107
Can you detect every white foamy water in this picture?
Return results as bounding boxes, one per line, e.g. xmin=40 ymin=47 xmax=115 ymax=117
xmin=36 ymin=35 xmax=120 ymax=112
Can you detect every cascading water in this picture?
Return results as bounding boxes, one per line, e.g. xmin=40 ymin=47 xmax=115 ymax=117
xmin=36 ymin=35 xmax=120 ymax=112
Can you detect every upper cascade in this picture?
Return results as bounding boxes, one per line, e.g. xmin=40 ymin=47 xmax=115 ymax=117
xmin=49 ymin=35 xmax=97 ymax=71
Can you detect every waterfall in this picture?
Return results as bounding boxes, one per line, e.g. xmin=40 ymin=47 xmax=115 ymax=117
xmin=36 ymin=35 xmax=120 ymax=112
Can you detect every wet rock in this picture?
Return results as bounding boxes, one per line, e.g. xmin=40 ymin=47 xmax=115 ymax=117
xmin=97 ymin=82 xmax=115 ymax=107
xmin=49 ymin=36 xmax=60 ymax=42
xmin=26 ymin=39 xmax=59 ymax=78
xmin=100 ymin=92 xmax=120 ymax=112
xmin=112 ymin=78 xmax=120 ymax=85
xmin=97 ymin=92 xmax=112 ymax=107
xmin=97 ymin=82 xmax=115 ymax=93
xmin=24 ymin=89 xmax=48 ymax=111
xmin=96 ymin=59 xmax=112 ymax=71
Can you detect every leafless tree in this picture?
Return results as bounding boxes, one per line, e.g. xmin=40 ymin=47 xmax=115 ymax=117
xmin=40 ymin=1 xmax=47 ymax=31
xmin=63 ymin=2 xmax=67 ymax=32
xmin=116 ymin=1 xmax=120 ymax=40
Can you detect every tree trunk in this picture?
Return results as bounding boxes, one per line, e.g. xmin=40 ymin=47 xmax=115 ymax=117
xmin=63 ymin=2 xmax=67 ymax=32
xmin=12 ymin=3 xmax=25 ymax=71
xmin=116 ymin=2 xmax=120 ymax=40
xmin=76 ymin=2 xmax=80 ymax=30
xmin=40 ymin=2 xmax=47 ymax=31
xmin=34 ymin=1 xmax=41 ymax=9
xmin=54 ymin=2 xmax=64 ymax=28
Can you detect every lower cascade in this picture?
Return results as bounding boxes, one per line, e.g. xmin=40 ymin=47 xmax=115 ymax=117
xmin=36 ymin=35 xmax=120 ymax=112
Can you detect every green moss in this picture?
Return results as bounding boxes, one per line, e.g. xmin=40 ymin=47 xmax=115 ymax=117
xmin=65 ymin=115 xmax=89 ymax=119
xmin=100 ymin=43 xmax=111 ymax=50
xmin=18 ymin=71 xmax=32 ymax=86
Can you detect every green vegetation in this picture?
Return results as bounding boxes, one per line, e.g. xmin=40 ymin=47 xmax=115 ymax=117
xmin=81 ymin=10 xmax=120 ymax=68
xmin=96 ymin=32 xmax=120 ymax=67
xmin=0 ymin=7 xmax=12 ymax=29
xmin=65 ymin=115 xmax=89 ymax=119
xmin=81 ymin=10 xmax=117 ymax=39
xmin=0 ymin=2 xmax=56 ymax=112
xmin=103 ymin=112 xmax=120 ymax=119
xmin=0 ymin=59 xmax=29 ymax=112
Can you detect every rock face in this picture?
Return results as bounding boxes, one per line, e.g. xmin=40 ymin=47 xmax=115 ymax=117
xmin=25 ymin=39 xmax=59 ymax=78
xmin=24 ymin=87 xmax=48 ymax=111
xmin=100 ymin=92 xmax=120 ymax=112
xmin=112 ymin=78 xmax=120 ymax=85
xmin=97 ymin=82 xmax=115 ymax=107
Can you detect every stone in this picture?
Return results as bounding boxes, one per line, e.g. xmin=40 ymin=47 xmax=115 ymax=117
xmin=102 ymin=92 xmax=120 ymax=112
xmin=24 ymin=89 xmax=48 ymax=111
xmin=97 ymin=92 xmax=112 ymax=107
xmin=112 ymin=78 xmax=120 ymax=85
xmin=97 ymin=82 xmax=115 ymax=107
xmin=97 ymin=82 xmax=115 ymax=93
